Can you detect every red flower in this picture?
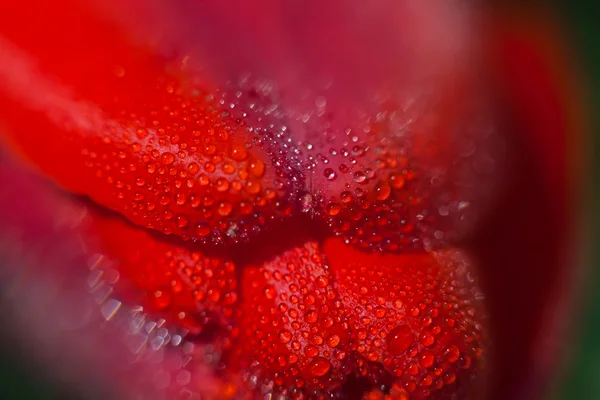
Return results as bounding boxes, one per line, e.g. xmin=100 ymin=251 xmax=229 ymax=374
xmin=0 ymin=1 xmax=580 ymax=399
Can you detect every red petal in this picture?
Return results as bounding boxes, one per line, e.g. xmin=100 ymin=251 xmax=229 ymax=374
xmin=324 ymin=238 xmax=486 ymax=399
xmin=0 ymin=158 xmax=226 ymax=398
xmin=301 ymin=79 xmax=500 ymax=253
xmin=0 ymin=0 xmax=295 ymax=245
xmin=226 ymin=239 xmax=350 ymax=396
xmin=92 ymin=0 xmax=500 ymax=254
xmin=82 ymin=208 xmax=238 ymax=335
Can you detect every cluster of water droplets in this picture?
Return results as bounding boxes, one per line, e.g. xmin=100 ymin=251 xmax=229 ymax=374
xmin=330 ymin=247 xmax=486 ymax=397
xmin=218 ymin=70 xmax=501 ymax=253
xmin=79 ymin=72 xmax=302 ymax=246
xmin=230 ymin=241 xmax=350 ymax=397
xmin=73 ymin=65 xmax=492 ymax=398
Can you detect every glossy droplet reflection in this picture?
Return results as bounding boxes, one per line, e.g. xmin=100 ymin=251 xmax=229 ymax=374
xmin=387 ymin=324 xmax=414 ymax=356
xmin=324 ymin=168 xmax=337 ymax=181
xmin=308 ymin=357 xmax=331 ymax=377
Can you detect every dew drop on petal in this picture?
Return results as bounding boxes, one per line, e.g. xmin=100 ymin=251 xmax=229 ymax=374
xmin=324 ymin=168 xmax=337 ymax=181
xmin=279 ymin=330 xmax=292 ymax=344
xmin=307 ymin=357 xmax=331 ymax=377
xmin=387 ymin=325 xmax=413 ymax=357
xmin=353 ymin=171 xmax=367 ymax=183
xmin=264 ymin=285 xmax=276 ymax=300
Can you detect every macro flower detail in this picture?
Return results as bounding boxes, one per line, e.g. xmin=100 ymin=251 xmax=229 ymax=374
xmin=34 ymin=197 xmax=485 ymax=399
xmin=0 ymin=1 xmax=579 ymax=400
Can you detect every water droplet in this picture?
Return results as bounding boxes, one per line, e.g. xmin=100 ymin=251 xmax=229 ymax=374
xmin=444 ymin=345 xmax=460 ymax=363
xmin=305 ymin=345 xmax=319 ymax=358
xmin=353 ymin=171 xmax=367 ymax=183
xmin=136 ymin=128 xmax=148 ymax=139
xmin=352 ymin=145 xmax=365 ymax=157
xmin=249 ymin=159 xmax=265 ymax=178
xmin=203 ymin=144 xmax=217 ymax=156
xmin=218 ymin=202 xmax=233 ymax=217
xmin=279 ymin=330 xmax=292 ymax=344
xmin=222 ymin=162 xmax=235 ymax=175
xmin=175 ymin=193 xmax=187 ymax=206
xmin=310 ymin=335 xmax=323 ymax=345
xmin=387 ymin=325 xmax=413 ymax=356
xmin=327 ymin=335 xmax=340 ymax=348
xmin=420 ymin=352 xmax=435 ymax=368
xmin=389 ymin=172 xmax=405 ymax=189
xmin=326 ymin=203 xmax=341 ymax=216
xmin=204 ymin=161 xmax=216 ymax=173
xmin=340 ymin=191 xmax=353 ymax=203
xmin=375 ymin=182 xmax=391 ymax=201
xmin=230 ymin=145 xmax=248 ymax=161
xmin=316 ymin=276 xmax=329 ymax=288
xmin=307 ymin=357 xmax=331 ymax=377
xmin=215 ymin=178 xmax=230 ymax=192
xmin=161 ymin=152 xmax=175 ymax=165
xmin=445 ymin=373 xmax=457 ymax=384
xmin=305 ymin=310 xmax=318 ymax=324
xmin=245 ymin=180 xmax=261 ymax=195
xmin=195 ymin=223 xmax=211 ymax=237
xmin=264 ymin=285 xmax=276 ymax=300
xmin=421 ymin=375 xmax=433 ymax=387
xmin=176 ymin=214 xmax=189 ymax=228
xmin=324 ymin=168 xmax=337 ymax=181
xmin=159 ymin=195 xmax=171 ymax=206
xmin=420 ymin=331 xmax=435 ymax=347
xmin=187 ymin=162 xmax=200 ymax=175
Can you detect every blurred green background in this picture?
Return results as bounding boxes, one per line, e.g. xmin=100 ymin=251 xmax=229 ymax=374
xmin=553 ymin=1 xmax=600 ymax=399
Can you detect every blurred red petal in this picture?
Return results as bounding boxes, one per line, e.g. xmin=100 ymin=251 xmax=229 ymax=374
xmin=83 ymin=209 xmax=239 ymax=334
xmin=467 ymin=6 xmax=586 ymax=399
